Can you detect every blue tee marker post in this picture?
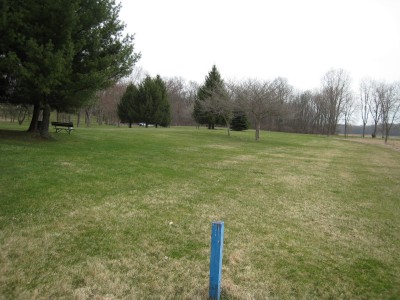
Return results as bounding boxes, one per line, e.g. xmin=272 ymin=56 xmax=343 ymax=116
xmin=209 ymin=221 xmax=224 ymax=300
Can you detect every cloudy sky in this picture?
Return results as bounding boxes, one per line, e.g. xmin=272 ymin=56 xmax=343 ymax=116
xmin=119 ymin=0 xmax=400 ymax=91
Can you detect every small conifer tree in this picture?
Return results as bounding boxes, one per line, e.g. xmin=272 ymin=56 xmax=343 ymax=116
xmin=230 ymin=110 xmax=249 ymax=131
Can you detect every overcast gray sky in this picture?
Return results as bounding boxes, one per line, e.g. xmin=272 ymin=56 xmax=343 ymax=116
xmin=119 ymin=0 xmax=400 ymax=91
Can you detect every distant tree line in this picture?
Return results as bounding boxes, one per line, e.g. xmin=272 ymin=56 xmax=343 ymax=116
xmin=2 ymin=7 xmax=399 ymax=143
xmin=192 ymin=66 xmax=355 ymax=140
xmin=336 ymin=124 xmax=400 ymax=137
xmin=2 ymin=1 xmax=398 ymax=141
xmin=3 ymin=61 xmax=399 ymax=144
xmin=191 ymin=66 xmax=400 ymax=141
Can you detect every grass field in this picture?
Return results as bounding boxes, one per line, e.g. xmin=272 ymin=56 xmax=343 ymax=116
xmin=1 ymin=123 xmax=399 ymax=299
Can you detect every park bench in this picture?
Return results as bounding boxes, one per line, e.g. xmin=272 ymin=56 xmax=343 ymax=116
xmin=51 ymin=121 xmax=74 ymax=134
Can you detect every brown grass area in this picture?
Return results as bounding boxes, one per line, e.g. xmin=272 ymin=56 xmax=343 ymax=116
xmin=340 ymin=136 xmax=400 ymax=152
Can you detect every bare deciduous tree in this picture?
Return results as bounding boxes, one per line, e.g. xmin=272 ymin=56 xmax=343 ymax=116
xmin=359 ymin=78 xmax=372 ymax=137
xmin=343 ymin=93 xmax=355 ymax=137
xmin=198 ymin=84 xmax=235 ymax=136
xmin=369 ymin=81 xmax=382 ymax=138
xmin=234 ymin=79 xmax=279 ymax=141
xmin=321 ymin=69 xmax=352 ymax=136
xmin=288 ymin=90 xmax=327 ymax=134
xmin=96 ymin=83 xmax=127 ymax=125
xmin=165 ymin=77 xmax=197 ymax=126
xmin=379 ymin=81 xmax=400 ymax=143
xmin=0 ymin=104 xmax=32 ymax=125
xmin=266 ymin=77 xmax=293 ymax=131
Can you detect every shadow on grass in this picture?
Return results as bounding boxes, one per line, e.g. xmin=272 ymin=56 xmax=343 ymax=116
xmin=0 ymin=129 xmax=55 ymax=141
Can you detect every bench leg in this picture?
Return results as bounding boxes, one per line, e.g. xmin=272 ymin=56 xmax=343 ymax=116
xmin=53 ymin=127 xmax=73 ymax=133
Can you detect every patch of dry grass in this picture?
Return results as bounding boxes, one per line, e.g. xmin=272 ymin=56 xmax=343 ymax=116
xmin=340 ymin=135 xmax=400 ymax=152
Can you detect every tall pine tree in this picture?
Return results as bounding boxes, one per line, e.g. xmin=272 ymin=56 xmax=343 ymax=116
xmin=118 ymin=75 xmax=170 ymax=127
xmin=193 ymin=65 xmax=225 ymax=129
xmin=117 ymin=83 xmax=139 ymax=128
xmin=153 ymin=75 xmax=171 ymax=127
xmin=0 ymin=0 xmax=140 ymax=137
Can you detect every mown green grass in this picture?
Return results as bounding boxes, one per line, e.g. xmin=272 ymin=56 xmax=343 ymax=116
xmin=1 ymin=123 xmax=399 ymax=299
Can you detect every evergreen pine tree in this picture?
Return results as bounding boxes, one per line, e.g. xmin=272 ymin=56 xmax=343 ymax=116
xmin=230 ymin=110 xmax=249 ymax=131
xmin=119 ymin=75 xmax=170 ymax=127
xmin=193 ymin=65 xmax=225 ymax=129
xmin=153 ymin=75 xmax=171 ymax=127
xmin=117 ymin=83 xmax=138 ymax=127
xmin=0 ymin=0 xmax=140 ymax=137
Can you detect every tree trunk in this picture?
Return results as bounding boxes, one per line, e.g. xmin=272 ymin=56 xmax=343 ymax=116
xmin=255 ymin=120 xmax=260 ymax=141
xmin=40 ymin=104 xmax=51 ymax=138
xmin=372 ymin=121 xmax=378 ymax=138
xmin=27 ymin=103 xmax=41 ymax=132
xmin=223 ymin=116 xmax=230 ymax=137
xmin=77 ymin=109 xmax=81 ymax=127
xmin=18 ymin=106 xmax=28 ymax=125
xmin=97 ymin=110 xmax=103 ymax=125
xmin=362 ymin=122 xmax=366 ymax=138
xmin=384 ymin=124 xmax=389 ymax=144
xmin=85 ymin=109 xmax=91 ymax=127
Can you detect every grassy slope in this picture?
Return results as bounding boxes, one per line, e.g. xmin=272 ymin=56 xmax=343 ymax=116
xmin=0 ymin=124 xmax=399 ymax=299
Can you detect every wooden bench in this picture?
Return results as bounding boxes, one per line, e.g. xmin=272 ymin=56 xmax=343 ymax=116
xmin=51 ymin=122 xmax=74 ymax=134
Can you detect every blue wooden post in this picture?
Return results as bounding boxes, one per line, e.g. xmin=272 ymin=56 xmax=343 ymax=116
xmin=209 ymin=221 xmax=224 ymax=300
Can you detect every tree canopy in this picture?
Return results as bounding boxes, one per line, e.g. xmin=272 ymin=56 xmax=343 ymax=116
xmin=118 ymin=75 xmax=171 ymax=127
xmin=0 ymin=0 xmax=140 ymax=137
